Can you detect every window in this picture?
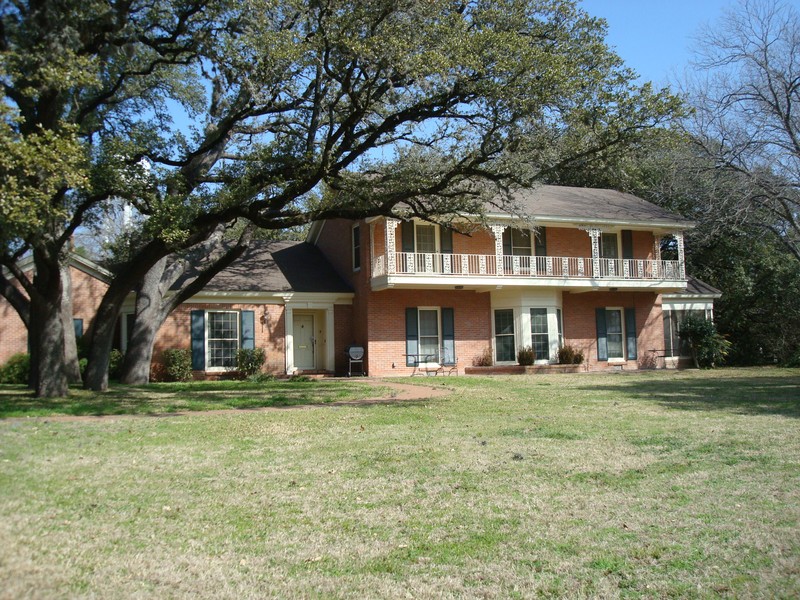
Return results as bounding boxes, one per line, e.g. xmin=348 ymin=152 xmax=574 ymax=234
xmin=502 ymin=228 xmax=532 ymax=256
xmin=600 ymin=233 xmax=619 ymax=258
xmin=415 ymin=223 xmax=437 ymax=253
xmin=207 ymin=311 xmax=239 ymax=368
xmin=405 ymin=307 xmax=455 ymax=366
xmin=73 ymin=318 xmax=84 ymax=339
xmin=191 ymin=310 xmax=255 ymax=371
xmin=605 ymin=309 xmax=624 ymax=359
xmin=530 ymin=308 xmax=550 ymax=361
xmin=494 ymin=309 xmax=515 ymax=362
xmin=663 ymin=309 xmax=707 ymax=358
xmin=352 ymin=224 xmax=361 ymax=271
xmin=596 ymin=307 xmax=637 ymax=362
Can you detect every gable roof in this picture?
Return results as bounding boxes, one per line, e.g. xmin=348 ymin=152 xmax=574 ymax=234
xmin=2 ymin=252 xmax=113 ymax=284
xmin=190 ymin=240 xmax=352 ymax=294
xmin=490 ymin=185 xmax=693 ymax=229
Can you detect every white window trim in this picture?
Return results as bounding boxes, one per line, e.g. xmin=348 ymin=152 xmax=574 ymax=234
xmin=205 ymin=310 xmax=240 ymax=372
xmin=352 ymin=223 xmax=361 ymax=272
xmin=605 ymin=306 xmax=626 ymax=362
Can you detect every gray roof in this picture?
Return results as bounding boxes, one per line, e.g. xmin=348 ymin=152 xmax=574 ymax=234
xmin=495 ymin=185 xmax=693 ymax=227
xmin=683 ymin=276 xmax=722 ymax=297
xmin=188 ymin=241 xmax=352 ymax=294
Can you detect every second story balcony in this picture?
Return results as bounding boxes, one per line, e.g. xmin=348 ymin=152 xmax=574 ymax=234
xmin=372 ymin=251 xmax=685 ymax=291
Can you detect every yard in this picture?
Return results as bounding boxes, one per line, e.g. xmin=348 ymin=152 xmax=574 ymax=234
xmin=1 ymin=369 xmax=798 ymax=598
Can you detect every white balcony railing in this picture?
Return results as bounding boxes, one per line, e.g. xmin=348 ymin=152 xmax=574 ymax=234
xmin=373 ymin=252 xmax=685 ymax=281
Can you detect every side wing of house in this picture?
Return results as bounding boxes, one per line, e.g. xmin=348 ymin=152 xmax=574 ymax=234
xmin=0 ymin=255 xmax=111 ymax=365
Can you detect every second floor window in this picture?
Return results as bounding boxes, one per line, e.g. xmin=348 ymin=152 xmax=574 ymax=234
xmin=352 ymin=224 xmax=361 ymax=271
xmin=502 ymin=228 xmax=532 ymax=256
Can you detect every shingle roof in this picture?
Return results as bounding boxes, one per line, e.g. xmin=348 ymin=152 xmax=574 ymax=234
xmin=187 ymin=240 xmax=352 ymax=294
xmin=493 ymin=185 xmax=693 ymax=227
xmin=683 ymin=276 xmax=722 ymax=297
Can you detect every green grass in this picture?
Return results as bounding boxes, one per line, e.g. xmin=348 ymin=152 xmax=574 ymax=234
xmin=0 ymin=379 xmax=394 ymax=418
xmin=1 ymin=368 xmax=799 ymax=598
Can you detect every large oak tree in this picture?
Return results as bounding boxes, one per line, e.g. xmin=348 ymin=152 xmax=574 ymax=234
xmin=0 ymin=0 xmax=681 ymax=396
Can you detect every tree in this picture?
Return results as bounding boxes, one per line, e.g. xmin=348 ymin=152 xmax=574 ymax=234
xmin=1 ymin=0 xmax=682 ymax=396
xmin=682 ymin=0 xmax=800 ymax=260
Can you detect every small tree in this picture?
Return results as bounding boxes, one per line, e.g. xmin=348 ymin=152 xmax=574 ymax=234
xmin=679 ymin=314 xmax=731 ymax=368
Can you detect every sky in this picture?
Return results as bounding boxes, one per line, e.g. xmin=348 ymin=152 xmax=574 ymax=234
xmin=580 ymin=0 xmax=742 ymax=87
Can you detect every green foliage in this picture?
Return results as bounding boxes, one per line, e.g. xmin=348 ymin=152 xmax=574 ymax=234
xmin=558 ymin=345 xmax=585 ymax=365
xmin=236 ymin=348 xmax=267 ymax=377
xmin=108 ymin=349 xmax=124 ymax=379
xmin=517 ymin=346 xmax=535 ymax=366
xmin=247 ymin=372 xmax=276 ymax=383
xmin=0 ymin=353 xmax=30 ymax=384
xmin=679 ymin=315 xmax=731 ymax=369
xmin=163 ymin=349 xmax=193 ymax=382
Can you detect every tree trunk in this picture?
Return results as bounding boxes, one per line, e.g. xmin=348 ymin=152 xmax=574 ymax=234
xmin=61 ymin=263 xmax=82 ymax=384
xmin=120 ymin=259 xmax=168 ymax=385
xmin=29 ymin=252 xmax=68 ymax=397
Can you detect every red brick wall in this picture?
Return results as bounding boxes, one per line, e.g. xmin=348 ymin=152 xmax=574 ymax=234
xmin=0 ymin=265 xmax=109 ymax=365
xmin=334 ymin=304 xmax=355 ymax=375
xmin=562 ymin=291 xmax=662 ymax=370
xmin=154 ymin=303 xmax=287 ymax=375
xmin=546 ymin=227 xmax=592 ymax=257
xmin=363 ymin=289 xmax=492 ymax=376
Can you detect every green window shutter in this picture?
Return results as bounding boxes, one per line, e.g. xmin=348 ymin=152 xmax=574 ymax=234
xmin=73 ymin=318 xmax=84 ymax=339
xmin=402 ymin=221 xmax=415 ymax=252
xmin=440 ymin=227 xmax=453 ymax=254
xmin=405 ymin=307 xmax=418 ymax=366
xmin=535 ymin=226 xmax=547 ymax=256
xmin=191 ymin=310 xmax=205 ymax=370
xmin=241 ymin=311 xmax=255 ymax=350
xmin=622 ymin=230 xmax=634 ymax=260
xmin=502 ymin=228 xmax=512 ymax=255
xmin=625 ymin=307 xmax=637 ymax=360
xmin=441 ymin=308 xmax=455 ymax=365
xmin=595 ymin=308 xmax=608 ymax=361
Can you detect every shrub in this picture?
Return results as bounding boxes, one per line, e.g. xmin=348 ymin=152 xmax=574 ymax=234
xmin=108 ymin=349 xmax=124 ymax=379
xmin=0 ymin=353 xmax=30 ymax=384
xmin=248 ymin=372 xmax=276 ymax=383
xmin=558 ymin=345 xmax=584 ymax=365
xmin=472 ymin=347 xmax=493 ymax=367
xmin=679 ymin=314 xmax=731 ymax=368
xmin=163 ymin=349 xmax=193 ymax=382
xmin=517 ymin=346 xmax=535 ymax=366
xmin=236 ymin=348 xmax=266 ymax=377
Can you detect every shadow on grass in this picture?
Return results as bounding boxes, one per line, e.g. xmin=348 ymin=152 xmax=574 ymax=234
xmin=0 ymin=379 xmax=394 ymax=418
xmin=579 ymin=373 xmax=800 ymax=418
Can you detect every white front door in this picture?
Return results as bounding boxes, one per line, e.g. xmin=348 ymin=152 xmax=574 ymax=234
xmin=293 ymin=314 xmax=315 ymax=370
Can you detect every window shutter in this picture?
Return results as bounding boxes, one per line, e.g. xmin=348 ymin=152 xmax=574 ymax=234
xmin=73 ymin=318 xmax=84 ymax=339
xmin=402 ymin=221 xmax=415 ymax=253
xmin=405 ymin=307 xmax=418 ymax=366
xmin=625 ymin=307 xmax=637 ymax=360
xmin=595 ymin=308 xmax=608 ymax=361
xmin=241 ymin=311 xmax=255 ymax=350
xmin=441 ymin=308 xmax=455 ymax=365
xmin=622 ymin=230 xmax=634 ymax=260
xmin=535 ymin=227 xmax=547 ymax=256
xmin=663 ymin=310 xmax=673 ymax=357
xmin=191 ymin=310 xmax=206 ymax=370
xmin=502 ymin=228 xmax=511 ymax=255
xmin=440 ymin=227 xmax=453 ymax=254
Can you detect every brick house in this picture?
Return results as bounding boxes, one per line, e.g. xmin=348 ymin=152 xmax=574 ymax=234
xmin=0 ymin=185 xmax=718 ymax=377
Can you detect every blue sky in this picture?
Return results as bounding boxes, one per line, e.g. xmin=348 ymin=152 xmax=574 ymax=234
xmin=580 ymin=0 xmax=740 ymax=86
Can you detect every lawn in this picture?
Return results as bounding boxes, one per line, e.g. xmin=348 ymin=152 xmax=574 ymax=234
xmin=1 ymin=368 xmax=798 ymax=598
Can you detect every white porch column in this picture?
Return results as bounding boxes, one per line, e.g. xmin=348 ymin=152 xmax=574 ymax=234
xmin=325 ymin=307 xmax=335 ymax=372
xmin=284 ymin=305 xmax=295 ymax=374
xmin=653 ymin=235 xmax=662 ymax=278
xmin=582 ymin=227 xmax=602 ymax=278
xmin=674 ymin=232 xmax=686 ymax=279
xmin=386 ymin=218 xmax=400 ymax=274
xmin=489 ymin=224 xmax=507 ymax=275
